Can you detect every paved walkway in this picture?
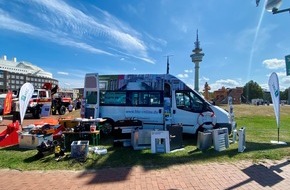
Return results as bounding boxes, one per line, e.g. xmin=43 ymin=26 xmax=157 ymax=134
xmin=1 ymin=159 xmax=290 ymax=190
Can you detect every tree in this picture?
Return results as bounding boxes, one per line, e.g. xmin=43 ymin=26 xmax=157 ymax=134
xmin=242 ymin=80 xmax=263 ymax=103
xmin=263 ymin=91 xmax=271 ymax=103
xmin=280 ymin=88 xmax=288 ymax=101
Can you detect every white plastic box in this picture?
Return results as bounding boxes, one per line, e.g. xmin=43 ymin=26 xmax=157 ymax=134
xmin=212 ymin=128 xmax=229 ymax=152
xmin=71 ymin=140 xmax=89 ymax=158
xmin=19 ymin=133 xmax=53 ymax=149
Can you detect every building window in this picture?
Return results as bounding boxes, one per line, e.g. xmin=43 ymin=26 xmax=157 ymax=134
xmin=0 ymin=74 xmax=3 ymax=78
xmin=0 ymin=82 xmax=3 ymax=85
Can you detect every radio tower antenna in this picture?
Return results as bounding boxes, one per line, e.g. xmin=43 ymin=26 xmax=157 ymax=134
xmin=164 ymin=55 xmax=173 ymax=74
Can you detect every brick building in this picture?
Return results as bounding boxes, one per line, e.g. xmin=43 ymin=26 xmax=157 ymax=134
xmin=213 ymin=86 xmax=243 ymax=105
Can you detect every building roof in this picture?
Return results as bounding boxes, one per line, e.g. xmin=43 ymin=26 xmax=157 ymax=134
xmin=0 ymin=56 xmax=52 ymax=78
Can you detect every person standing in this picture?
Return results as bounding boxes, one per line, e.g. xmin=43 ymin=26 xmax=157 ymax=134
xmin=68 ymin=102 xmax=73 ymax=112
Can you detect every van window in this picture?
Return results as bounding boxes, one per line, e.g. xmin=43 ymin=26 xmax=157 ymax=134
xmin=86 ymin=91 xmax=98 ymax=104
xmin=129 ymin=91 xmax=163 ymax=107
xmin=100 ymin=91 xmax=126 ymax=105
xmin=99 ymin=90 xmax=163 ymax=107
xmin=175 ymin=90 xmax=204 ymax=112
xmin=39 ymin=91 xmax=46 ymax=98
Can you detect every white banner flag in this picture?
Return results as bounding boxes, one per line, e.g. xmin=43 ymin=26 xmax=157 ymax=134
xmin=19 ymin=83 xmax=34 ymax=124
xmin=268 ymin=72 xmax=280 ymax=128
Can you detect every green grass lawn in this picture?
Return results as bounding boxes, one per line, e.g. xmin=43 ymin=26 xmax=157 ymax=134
xmin=1 ymin=104 xmax=290 ymax=171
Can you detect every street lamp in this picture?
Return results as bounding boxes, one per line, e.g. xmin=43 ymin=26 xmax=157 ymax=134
xmin=256 ymin=0 xmax=290 ymax=14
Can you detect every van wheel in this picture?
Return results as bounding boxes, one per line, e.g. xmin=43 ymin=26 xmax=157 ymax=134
xmin=100 ymin=121 xmax=113 ymax=136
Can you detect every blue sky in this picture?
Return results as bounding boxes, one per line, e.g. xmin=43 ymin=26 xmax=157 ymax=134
xmin=0 ymin=0 xmax=290 ymax=92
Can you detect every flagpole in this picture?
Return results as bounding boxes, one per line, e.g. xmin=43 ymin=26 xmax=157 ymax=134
xmin=278 ymin=127 xmax=280 ymax=142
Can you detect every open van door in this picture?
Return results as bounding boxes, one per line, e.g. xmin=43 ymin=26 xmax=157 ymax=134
xmin=83 ymin=73 xmax=99 ymax=119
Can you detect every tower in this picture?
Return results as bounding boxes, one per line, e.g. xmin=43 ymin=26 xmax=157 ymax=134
xmin=165 ymin=55 xmax=173 ymax=74
xmin=190 ymin=30 xmax=205 ymax=92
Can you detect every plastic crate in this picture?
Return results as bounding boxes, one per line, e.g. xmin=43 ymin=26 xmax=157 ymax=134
xmin=70 ymin=140 xmax=89 ymax=158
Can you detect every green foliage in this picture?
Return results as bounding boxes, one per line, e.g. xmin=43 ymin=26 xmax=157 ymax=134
xmin=281 ymin=88 xmax=289 ymax=101
xmin=263 ymin=91 xmax=271 ymax=103
xmin=242 ymin=80 xmax=263 ymax=103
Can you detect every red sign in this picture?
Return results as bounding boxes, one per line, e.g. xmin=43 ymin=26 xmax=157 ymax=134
xmin=3 ymin=90 xmax=13 ymax=115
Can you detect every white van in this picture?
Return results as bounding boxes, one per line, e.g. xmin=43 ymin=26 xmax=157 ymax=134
xmin=82 ymin=73 xmax=232 ymax=135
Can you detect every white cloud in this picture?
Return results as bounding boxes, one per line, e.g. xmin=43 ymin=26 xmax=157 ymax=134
xmin=263 ymin=58 xmax=285 ymax=69
xmin=276 ymin=71 xmax=286 ymax=77
xmin=0 ymin=10 xmax=113 ymax=56
xmin=57 ymin=71 xmax=69 ymax=75
xmin=184 ymin=69 xmax=193 ymax=73
xmin=109 ymin=47 xmax=155 ymax=64
xmin=201 ymin=76 xmax=209 ymax=81
xmin=209 ymin=79 xmax=242 ymax=91
xmin=281 ymin=76 xmax=290 ymax=85
xmin=259 ymin=83 xmax=268 ymax=90
xmin=0 ymin=0 xmax=155 ymax=64
xmin=144 ymin=32 xmax=167 ymax=47
xmin=177 ymin=73 xmax=189 ymax=78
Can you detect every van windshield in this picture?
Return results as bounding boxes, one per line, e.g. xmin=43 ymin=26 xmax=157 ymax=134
xmin=31 ymin=90 xmax=38 ymax=99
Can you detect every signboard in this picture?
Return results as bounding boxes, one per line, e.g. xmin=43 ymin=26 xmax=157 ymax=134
xmin=285 ymin=55 xmax=290 ymax=76
xmin=19 ymin=83 xmax=34 ymax=124
xmin=268 ymin=72 xmax=287 ymax=145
